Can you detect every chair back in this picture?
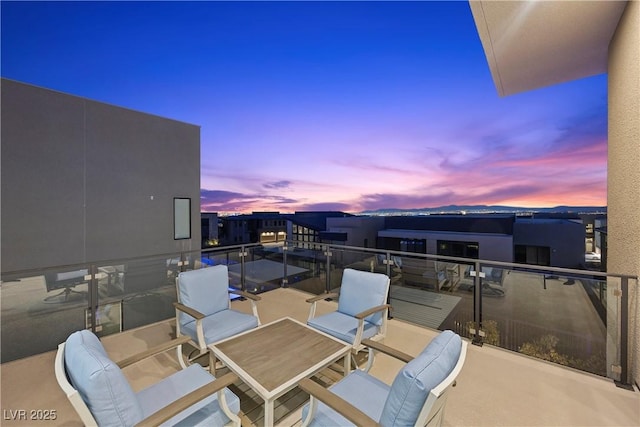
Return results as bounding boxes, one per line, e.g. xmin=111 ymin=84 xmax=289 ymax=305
xmin=55 ymin=330 xmax=144 ymax=427
xmin=177 ymin=265 xmax=231 ymax=326
xmin=380 ymin=330 xmax=466 ymax=427
xmin=54 ymin=342 xmax=98 ymax=426
xmin=337 ymin=268 xmax=390 ymax=326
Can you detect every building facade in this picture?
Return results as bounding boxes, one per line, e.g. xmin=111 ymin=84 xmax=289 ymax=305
xmin=1 ymin=79 xmax=202 ymax=271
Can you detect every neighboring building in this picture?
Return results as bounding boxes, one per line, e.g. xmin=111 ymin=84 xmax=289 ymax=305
xmin=323 ymin=216 xmax=386 ymax=248
xmin=513 ymin=218 xmax=585 ymax=268
xmin=377 ymin=214 xmax=515 ymax=262
xmin=217 ymin=211 xmax=354 ymax=248
xmin=372 ymin=214 xmax=585 ymax=268
xmin=1 ymin=79 xmax=201 ymax=272
xmin=216 ymin=210 xmax=589 ymax=269
xmin=289 ymin=211 xmax=354 ymax=249
xmin=219 ymin=212 xmax=288 ymax=246
xmin=201 ymin=212 xmax=219 ymax=248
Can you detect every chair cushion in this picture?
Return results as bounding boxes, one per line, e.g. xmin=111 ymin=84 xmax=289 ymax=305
xmin=178 ymin=266 xmax=230 ymax=325
xmin=301 ymin=369 xmax=389 ymax=426
xmin=380 ymin=330 xmax=461 ymax=427
xmin=137 ymin=364 xmax=240 ymax=426
xmin=307 ymin=311 xmax=379 ymax=344
xmin=181 ymin=309 xmax=259 ymax=345
xmin=338 ymin=269 xmax=389 ymax=326
xmin=64 ymin=330 xmax=144 ymax=427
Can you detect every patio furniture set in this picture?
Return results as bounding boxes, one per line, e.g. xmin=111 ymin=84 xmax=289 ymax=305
xmin=55 ymin=266 xmax=467 ymax=427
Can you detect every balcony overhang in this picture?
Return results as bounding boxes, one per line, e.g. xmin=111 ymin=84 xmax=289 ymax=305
xmin=469 ymin=0 xmax=628 ymax=96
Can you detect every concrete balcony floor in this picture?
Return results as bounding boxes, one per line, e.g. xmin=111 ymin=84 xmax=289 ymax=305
xmin=1 ymin=287 xmax=638 ymax=426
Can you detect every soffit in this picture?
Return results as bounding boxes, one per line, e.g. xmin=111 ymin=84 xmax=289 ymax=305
xmin=469 ymin=0 xmax=628 ymax=96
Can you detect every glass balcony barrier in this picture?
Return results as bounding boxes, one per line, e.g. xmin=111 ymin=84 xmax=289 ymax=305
xmin=1 ymin=241 xmax=636 ymax=386
xmin=285 ymin=241 xmax=636 ymax=385
xmin=0 ymin=244 xmax=261 ymax=364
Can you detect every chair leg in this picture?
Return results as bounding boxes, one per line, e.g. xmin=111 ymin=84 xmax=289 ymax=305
xmin=363 ymin=347 xmax=375 ymax=372
xmin=351 ymin=348 xmax=375 ymax=372
xmin=176 ymin=344 xmax=189 ymax=370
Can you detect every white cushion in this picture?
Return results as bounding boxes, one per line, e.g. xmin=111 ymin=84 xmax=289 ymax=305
xmin=337 ymin=269 xmax=389 ymax=326
xmin=307 ymin=311 xmax=379 ymax=344
xmin=64 ymin=330 xmax=144 ymax=427
xmin=380 ymin=330 xmax=462 ymax=426
xmin=181 ymin=309 xmax=259 ymax=345
xmin=301 ymin=370 xmax=389 ymax=426
xmin=137 ymin=365 xmax=240 ymax=426
xmin=178 ymin=266 xmax=230 ymax=326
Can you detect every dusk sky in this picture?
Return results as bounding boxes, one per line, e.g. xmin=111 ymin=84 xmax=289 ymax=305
xmin=1 ymin=1 xmax=608 ymax=214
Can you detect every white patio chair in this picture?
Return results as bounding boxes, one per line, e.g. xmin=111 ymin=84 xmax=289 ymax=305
xmin=54 ymin=329 xmax=241 ymax=427
xmin=174 ymin=265 xmax=261 ymax=369
xmin=299 ymin=330 xmax=467 ymax=427
xmin=306 ymin=268 xmax=390 ymax=371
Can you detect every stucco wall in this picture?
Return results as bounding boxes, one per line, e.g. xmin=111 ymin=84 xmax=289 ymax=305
xmin=608 ymin=0 xmax=640 ymax=387
xmin=513 ymin=220 xmax=585 ymax=268
xmin=1 ymin=79 xmax=201 ymax=271
xmin=326 ymin=216 xmax=386 ymax=248
xmin=377 ymin=229 xmax=514 ymax=262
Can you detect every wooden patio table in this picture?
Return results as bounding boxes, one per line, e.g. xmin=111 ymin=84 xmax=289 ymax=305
xmin=209 ymin=317 xmax=351 ymax=426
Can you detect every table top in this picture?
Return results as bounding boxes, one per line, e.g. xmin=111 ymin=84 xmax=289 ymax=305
xmin=210 ymin=317 xmax=350 ymax=399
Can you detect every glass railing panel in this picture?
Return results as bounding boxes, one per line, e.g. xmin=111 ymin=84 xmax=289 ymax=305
xmin=90 ymin=262 xmax=126 ymax=336
xmin=605 ymin=276 xmax=621 ymax=381
xmin=283 ymin=242 xmax=327 ymax=295
xmin=327 ymin=247 xmax=382 ymax=292
xmin=201 ymin=247 xmax=245 ymax=289
xmin=241 ymin=246 xmax=282 ymax=294
xmin=1 ymin=265 xmax=90 ymax=363
xmin=480 ymin=265 xmax=607 ymax=376
xmin=113 ymin=256 xmax=177 ymax=331
xmin=389 ymin=255 xmax=475 ymax=340
xmin=425 ymin=261 xmax=476 ymax=341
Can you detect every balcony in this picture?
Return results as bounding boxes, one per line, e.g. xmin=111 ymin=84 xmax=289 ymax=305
xmin=1 ymin=243 xmax=638 ymax=425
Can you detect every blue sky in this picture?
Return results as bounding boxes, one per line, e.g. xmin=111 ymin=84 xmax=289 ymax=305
xmin=1 ymin=1 xmax=607 ymax=214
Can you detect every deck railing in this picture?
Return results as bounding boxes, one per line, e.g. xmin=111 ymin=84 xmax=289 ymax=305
xmin=1 ymin=241 xmax=636 ymax=386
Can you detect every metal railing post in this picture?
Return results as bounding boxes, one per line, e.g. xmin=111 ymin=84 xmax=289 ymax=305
xmin=618 ymin=277 xmax=630 ymax=386
xmin=472 ymin=260 xmax=483 ymax=346
xmin=87 ymin=264 xmax=99 ymax=334
xmin=179 ymin=252 xmax=187 ymax=272
xmin=282 ymin=242 xmax=288 ymax=288
xmin=324 ymin=244 xmax=332 ymax=294
xmin=385 ymin=251 xmax=393 ymax=319
xmin=240 ymin=246 xmax=247 ymax=292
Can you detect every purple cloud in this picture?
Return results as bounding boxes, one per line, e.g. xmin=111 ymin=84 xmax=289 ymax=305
xmin=201 ymin=188 xmax=299 ymax=213
xmin=263 ymin=180 xmax=292 ymax=189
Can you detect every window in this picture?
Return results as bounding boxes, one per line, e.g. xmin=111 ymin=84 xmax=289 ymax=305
xmin=173 ymin=198 xmax=191 ymax=240
xmin=377 ymin=237 xmax=426 ymax=253
xmin=515 ymin=245 xmax=550 ymax=266
xmin=437 ymin=240 xmax=479 ymax=259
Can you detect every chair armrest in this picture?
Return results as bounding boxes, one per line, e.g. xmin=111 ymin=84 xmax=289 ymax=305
xmin=135 ymin=372 xmax=238 ymax=427
xmin=361 ymin=339 xmax=413 ymax=363
xmin=229 ymin=289 xmax=261 ymax=301
xmin=117 ymin=336 xmax=192 ymax=369
xmin=299 ymin=378 xmax=380 ymax=427
xmin=355 ymin=304 xmax=391 ymax=320
xmin=173 ymin=302 xmax=205 ymax=320
xmin=306 ymin=293 xmax=339 ymax=303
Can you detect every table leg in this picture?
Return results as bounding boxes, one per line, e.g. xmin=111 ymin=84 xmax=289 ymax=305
xmin=343 ymin=350 xmax=351 ymax=375
xmin=264 ymin=399 xmax=275 ymax=427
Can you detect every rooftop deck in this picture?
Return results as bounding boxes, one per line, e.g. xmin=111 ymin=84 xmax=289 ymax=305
xmin=1 ymin=287 xmax=638 ymax=426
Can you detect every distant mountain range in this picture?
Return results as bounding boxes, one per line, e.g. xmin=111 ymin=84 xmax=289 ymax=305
xmin=360 ymin=205 xmax=607 ymax=215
